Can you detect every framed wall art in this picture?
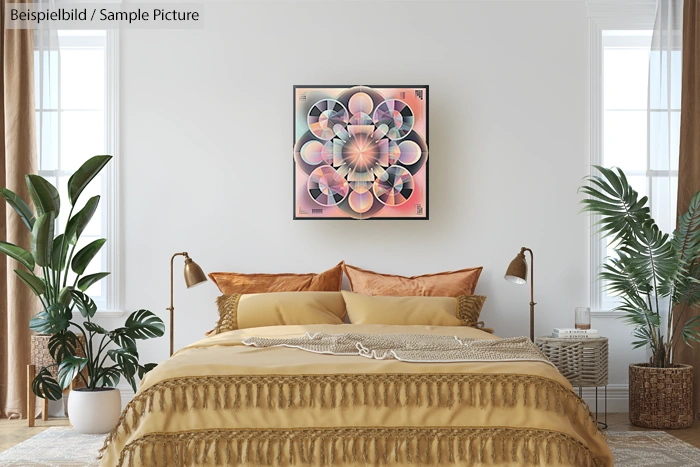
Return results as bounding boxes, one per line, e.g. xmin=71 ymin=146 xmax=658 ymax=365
xmin=293 ymin=85 xmax=429 ymax=220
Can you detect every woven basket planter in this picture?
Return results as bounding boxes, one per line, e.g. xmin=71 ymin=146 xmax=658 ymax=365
xmin=31 ymin=334 xmax=87 ymax=390
xmin=629 ymin=363 xmax=693 ymax=429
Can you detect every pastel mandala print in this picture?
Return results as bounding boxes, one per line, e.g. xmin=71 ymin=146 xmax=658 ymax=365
xmin=294 ymin=86 xmax=428 ymax=219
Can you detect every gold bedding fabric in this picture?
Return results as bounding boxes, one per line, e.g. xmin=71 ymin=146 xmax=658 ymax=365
xmin=99 ymin=324 xmax=613 ymax=467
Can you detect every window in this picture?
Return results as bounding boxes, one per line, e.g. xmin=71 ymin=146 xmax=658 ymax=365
xmin=589 ymin=10 xmax=682 ymax=311
xmin=34 ymin=30 xmax=120 ymax=314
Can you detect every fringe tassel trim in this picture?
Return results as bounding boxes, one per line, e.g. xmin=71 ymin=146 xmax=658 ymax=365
xmin=115 ymin=427 xmax=607 ymax=467
xmin=101 ymin=373 xmax=599 ymax=456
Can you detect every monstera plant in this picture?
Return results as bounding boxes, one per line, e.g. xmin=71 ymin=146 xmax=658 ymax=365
xmin=0 ymin=156 xmax=163 ymax=419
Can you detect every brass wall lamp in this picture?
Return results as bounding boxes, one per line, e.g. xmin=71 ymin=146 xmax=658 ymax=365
xmin=504 ymin=247 xmax=536 ymax=341
xmin=168 ymin=252 xmax=208 ymax=356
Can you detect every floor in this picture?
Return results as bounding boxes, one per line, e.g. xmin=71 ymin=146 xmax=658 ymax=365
xmin=0 ymin=417 xmax=69 ymax=452
xmin=606 ymin=412 xmax=700 ymax=448
xmin=1 ymin=414 xmax=700 ymax=453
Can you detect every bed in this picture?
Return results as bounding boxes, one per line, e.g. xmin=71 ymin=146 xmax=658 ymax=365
xmin=99 ymin=323 xmax=613 ymax=466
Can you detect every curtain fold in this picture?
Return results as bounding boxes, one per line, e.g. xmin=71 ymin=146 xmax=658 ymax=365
xmin=0 ymin=0 xmax=39 ymax=418
xmin=675 ymin=0 xmax=700 ymax=420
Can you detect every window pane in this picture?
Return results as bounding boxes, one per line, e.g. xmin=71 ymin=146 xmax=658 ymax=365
xmin=61 ymin=48 xmax=104 ymax=110
xmin=603 ymin=111 xmax=647 ymax=171
xmin=671 ymin=51 xmax=682 ymax=109
xmin=650 ymin=111 xmax=671 ymax=170
xmin=604 ymin=48 xmax=649 ymax=110
xmin=34 ymin=50 xmax=59 ymax=110
xmin=60 ymin=111 xmax=104 ymax=171
xmin=649 ymin=175 xmax=678 ymax=235
xmin=671 ymin=111 xmax=680 ymax=170
xmin=35 ymin=111 xmax=58 ymax=170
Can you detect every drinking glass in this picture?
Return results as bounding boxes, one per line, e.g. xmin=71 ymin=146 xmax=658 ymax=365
xmin=575 ymin=307 xmax=591 ymax=330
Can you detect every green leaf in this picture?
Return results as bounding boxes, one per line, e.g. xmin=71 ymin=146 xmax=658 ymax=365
xmin=84 ymin=322 xmax=107 ymax=334
xmin=681 ymin=315 xmax=700 ymax=346
xmin=0 ymin=241 xmax=35 ymax=270
xmin=95 ymin=366 xmax=121 ymax=388
xmin=67 ymin=155 xmax=111 ymax=206
xmin=31 ymin=212 xmax=55 ymax=267
xmin=71 ymin=238 xmax=106 ymax=275
xmin=64 ymin=196 xmax=99 ymax=245
xmin=50 ymin=234 xmax=69 ymax=271
xmin=25 ymin=174 xmax=60 ymax=217
xmin=29 ymin=305 xmax=71 ymax=334
xmin=124 ymin=310 xmax=165 ymax=340
xmin=14 ymin=269 xmax=46 ymax=297
xmin=109 ymin=328 xmax=136 ymax=350
xmin=57 ymin=356 xmax=88 ymax=389
xmin=32 ymin=368 xmax=62 ymax=400
xmin=77 ymin=272 xmax=110 ymax=292
xmin=48 ymin=331 xmax=78 ymax=365
xmin=70 ymin=290 xmax=97 ymax=319
xmin=137 ymin=362 xmax=157 ymax=379
xmin=107 ymin=347 xmax=139 ymax=392
xmin=57 ymin=286 xmax=73 ymax=306
xmin=0 ymin=187 xmax=35 ymax=230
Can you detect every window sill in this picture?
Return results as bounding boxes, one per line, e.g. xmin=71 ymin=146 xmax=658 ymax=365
xmin=96 ymin=309 xmax=126 ymax=318
xmin=590 ymin=310 xmax=626 ymax=318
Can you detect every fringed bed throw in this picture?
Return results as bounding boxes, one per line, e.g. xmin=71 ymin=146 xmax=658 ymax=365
xmin=242 ymin=333 xmax=554 ymax=365
xmin=115 ymin=427 xmax=607 ymax=467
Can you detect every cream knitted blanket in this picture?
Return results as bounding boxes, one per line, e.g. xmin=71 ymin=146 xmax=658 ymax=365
xmin=242 ymin=333 xmax=553 ymax=366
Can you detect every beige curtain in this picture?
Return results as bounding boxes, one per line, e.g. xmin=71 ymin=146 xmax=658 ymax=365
xmin=0 ymin=0 xmax=39 ymax=419
xmin=676 ymin=0 xmax=700 ymax=419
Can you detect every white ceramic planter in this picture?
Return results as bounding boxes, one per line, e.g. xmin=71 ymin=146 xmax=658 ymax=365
xmin=67 ymin=388 xmax=121 ymax=434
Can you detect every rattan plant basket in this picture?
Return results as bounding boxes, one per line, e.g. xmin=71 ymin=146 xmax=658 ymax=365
xmin=31 ymin=334 xmax=87 ymax=390
xmin=629 ymin=363 xmax=693 ymax=429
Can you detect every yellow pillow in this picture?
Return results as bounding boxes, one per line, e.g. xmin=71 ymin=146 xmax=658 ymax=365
xmin=213 ymin=291 xmax=346 ymax=333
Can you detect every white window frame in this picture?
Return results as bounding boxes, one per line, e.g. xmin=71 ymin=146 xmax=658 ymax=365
xmin=34 ymin=29 xmax=122 ymax=317
xmin=587 ymin=0 xmax=656 ymax=314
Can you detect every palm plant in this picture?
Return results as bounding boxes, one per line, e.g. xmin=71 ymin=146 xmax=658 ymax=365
xmin=0 ymin=155 xmax=164 ymax=399
xmin=580 ymin=166 xmax=700 ymax=367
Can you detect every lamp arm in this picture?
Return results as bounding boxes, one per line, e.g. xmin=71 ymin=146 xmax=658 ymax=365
xmin=168 ymin=252 xmax=188 ymax=357
xmin=521 ymin=247 xmax=536 ymax=341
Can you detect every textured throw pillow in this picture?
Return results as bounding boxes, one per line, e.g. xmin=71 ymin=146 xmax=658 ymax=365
xmin=209 ymin=262 xmax=343 ymax=294
xmin=212 ymin=291 xmax=346 ymax=334
xmin=342 ymin=264 xmax=483 ymax=297
xmin=342 ymin=291 xmax=490 ymax=329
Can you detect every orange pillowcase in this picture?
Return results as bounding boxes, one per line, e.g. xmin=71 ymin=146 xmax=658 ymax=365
xmin=209 ymin=262 xmax=343 ymax=294
xmin=343 ymin=264 xmax=482 ymax=297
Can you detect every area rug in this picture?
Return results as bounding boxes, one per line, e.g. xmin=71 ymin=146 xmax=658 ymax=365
xmin=0 ymin=427 xmax=103 ymax=466
xmin=607 ymin=431 xmax=700 ymax=466
xmin=1 ymin=427 xmax=700 ymax=466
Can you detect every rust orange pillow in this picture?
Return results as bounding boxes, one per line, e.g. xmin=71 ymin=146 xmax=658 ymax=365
xmin=342 ymin=264 xmax=482 ymax=297
xmin=209 ymin=262 xmax=343 ymax=294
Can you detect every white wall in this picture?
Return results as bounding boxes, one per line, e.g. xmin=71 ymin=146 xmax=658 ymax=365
xmin=106 ymin=0 xmax=645 ymax=410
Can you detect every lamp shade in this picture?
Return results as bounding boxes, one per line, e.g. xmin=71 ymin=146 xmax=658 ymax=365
xmin=504 ymin=251 xmax=528 ymax=284
xmin=183 ymin=257 xmax=207 ymax=288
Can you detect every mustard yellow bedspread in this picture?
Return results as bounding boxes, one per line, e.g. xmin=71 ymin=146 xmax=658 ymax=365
xmin=99 ymin=324 xmax=613 ymax=466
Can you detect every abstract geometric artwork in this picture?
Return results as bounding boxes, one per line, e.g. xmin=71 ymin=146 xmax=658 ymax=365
xmin=294 ymin=85 xmax=429 ymax=219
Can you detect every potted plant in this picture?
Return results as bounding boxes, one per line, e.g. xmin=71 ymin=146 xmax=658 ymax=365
xmin=0 ymin=155 xmax=164 ymax=433
xmin=580 ymin=166 xmax=700 ymax=428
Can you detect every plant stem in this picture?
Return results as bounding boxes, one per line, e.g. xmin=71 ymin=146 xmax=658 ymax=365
xmin=58 ymin=205 xmax=75 ymax=291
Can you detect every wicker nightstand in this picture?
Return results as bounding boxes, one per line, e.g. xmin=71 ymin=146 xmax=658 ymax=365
xmin=535 ymin=336 xmax=609 ymax=428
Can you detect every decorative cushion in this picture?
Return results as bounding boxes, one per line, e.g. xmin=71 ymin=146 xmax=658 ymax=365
xmin=457 ymin=295 xmax=489 ymax=329
xmin=212 ymin=291 xmax=346 ymax=334
xmin=209 ymin=262 xmax=343 ymax=294
xmin=342 ymin=291 xmax=490 ymax=329
xmin=342 ymin=264 xmax=483 ymax=297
